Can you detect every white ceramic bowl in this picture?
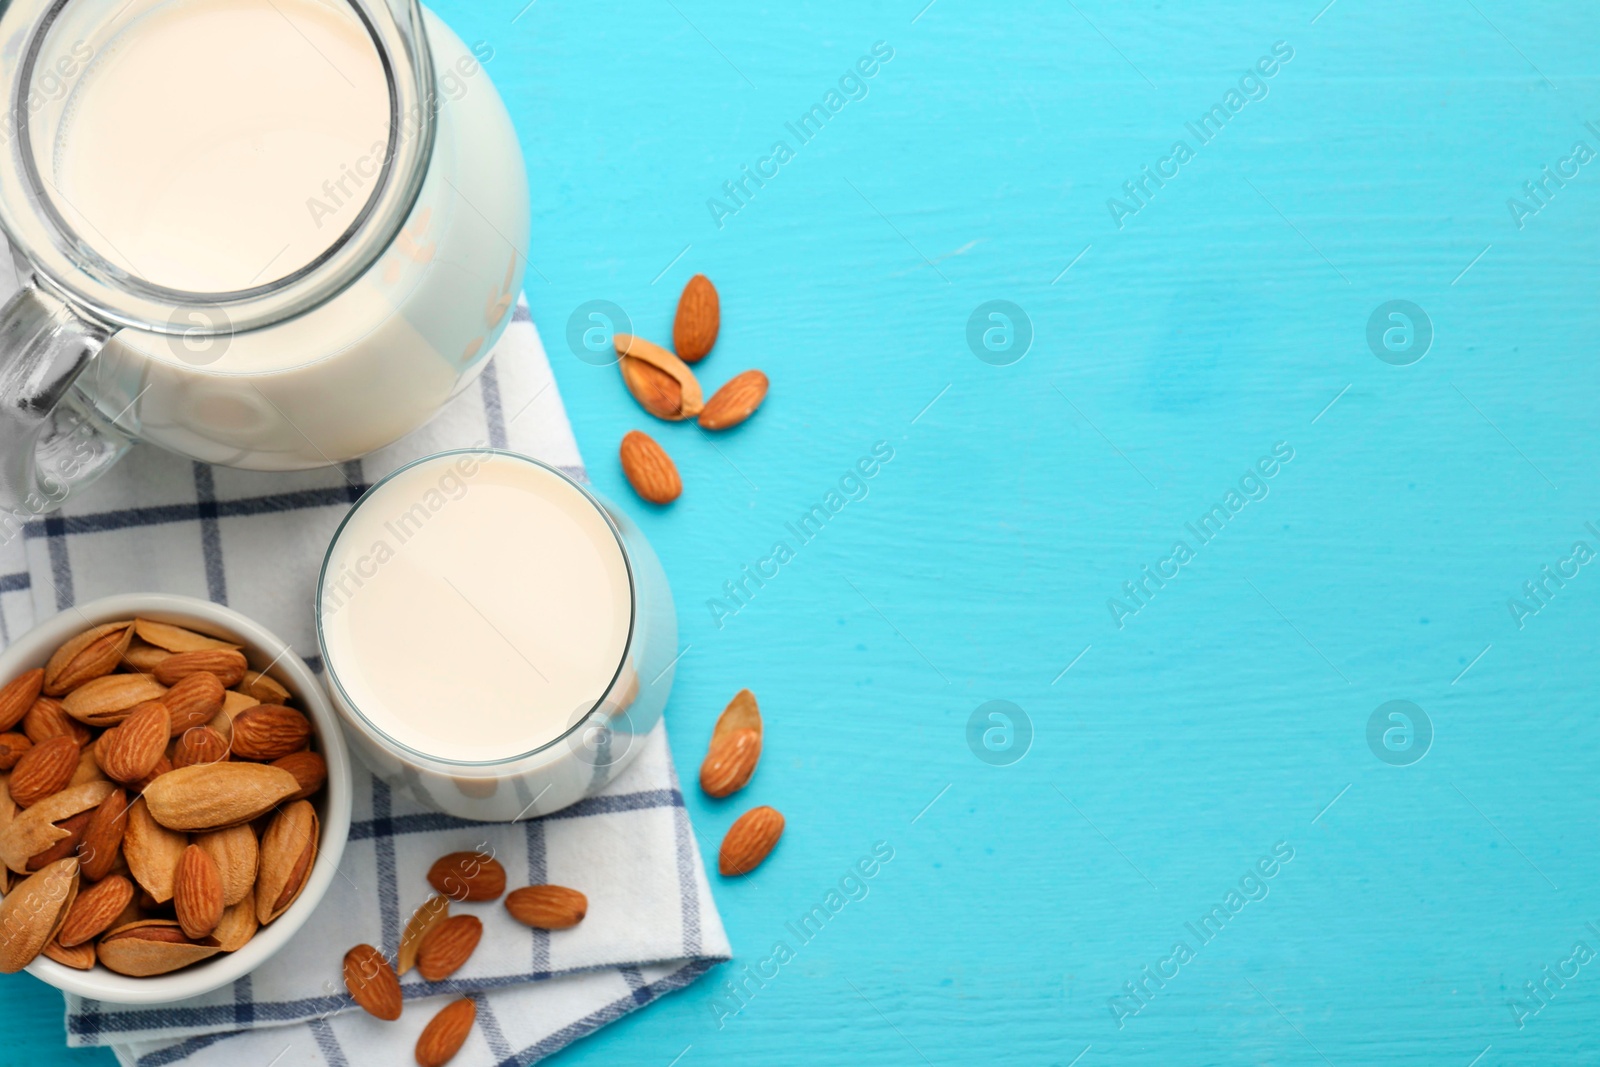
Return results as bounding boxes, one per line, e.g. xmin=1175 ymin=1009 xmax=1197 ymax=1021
xmin=4 ymin=594 xmax=351 ymax=1004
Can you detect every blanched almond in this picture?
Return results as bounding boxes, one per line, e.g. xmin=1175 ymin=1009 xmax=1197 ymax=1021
xmin=256 ymin=800 xmax=318 ymax=923
xmin=44 ymin=622 xmax=133 ymax=696
xmin=0 ymin=858 xmax=79 ymax=972
xmin=62 ymin=674 xmax=166 ymax=727
xmin=143 ymin=763 xmax=300 ymax=832
xmin=133 ymin=619 xmax=240 ymax=653
xmin=124 ymin=797 xmax=186 ymax=902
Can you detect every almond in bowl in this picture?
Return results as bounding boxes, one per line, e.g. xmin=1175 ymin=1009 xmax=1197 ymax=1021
xmin=0 ymin=593 xmax=350 ymax=1004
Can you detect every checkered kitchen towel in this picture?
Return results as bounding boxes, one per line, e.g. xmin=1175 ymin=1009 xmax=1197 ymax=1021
xmin=0 ymin=255 xmax=730 ymax=1066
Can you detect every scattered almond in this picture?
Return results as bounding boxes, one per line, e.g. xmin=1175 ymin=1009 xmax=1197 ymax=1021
xmin=673 ymin=274 xmax=720 ymax=362
xmin=96 ymin=701 xmax=170 ymax=784
xmin=344 ymin=943 xmax=403 ymax=1020
xmin=615 ymin=333 xmax=704 ymax=419
xmin=58 ymin=873 xmax=133 ymax=947
xmin=415 ymin=998 xmax=476 ymax=1067
xmin=44 ymin=623 xmax=133 ymax=696
xmin=230 ymin=705 xmax=311 ymax=761
xmin=713 ymin=689 xmax=762 ymax=742
xmin=416 ymin=914 xmax=482 ymax=982
xmin=698 ymin=370 xmax=768 ymax=431
xmin=399 ymin=895 xmax=450 ymax=975
xmin=11 ymin=735 xmax=83 ymax=807
xmin=619 ymin=430 xmax=681 ymax=505
xmin=504 ymin=885 xmax=587 ymax=930
xmin=174 ymin=845 xmax=224 ymax=939
xmin=719 ymin=806 xmax=784 ymax=876
xmin=0 ymin=669 xmax=44 ymax=731
xmin=427 ymin=852 xmax=506 ymax=902
xmin=154 ymin=649 xmax=248 ymax=688
xmin=699 ymin=728 xmax=761 ymax=798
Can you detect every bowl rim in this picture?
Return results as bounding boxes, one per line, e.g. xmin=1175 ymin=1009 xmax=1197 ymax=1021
xmin=8 ymin=593 xmax=352 ymax=1004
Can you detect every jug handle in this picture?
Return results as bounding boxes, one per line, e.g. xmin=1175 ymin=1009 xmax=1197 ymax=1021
xmin=0 ymin=284 xmax=130 ymax=519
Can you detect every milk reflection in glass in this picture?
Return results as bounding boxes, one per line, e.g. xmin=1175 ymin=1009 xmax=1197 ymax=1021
xmin=48 ymin=0 xmax=529 ymax=467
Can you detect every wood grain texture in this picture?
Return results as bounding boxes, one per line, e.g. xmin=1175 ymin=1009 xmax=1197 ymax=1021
xmin=5 ymin=1 xmax=1599 ymax=1065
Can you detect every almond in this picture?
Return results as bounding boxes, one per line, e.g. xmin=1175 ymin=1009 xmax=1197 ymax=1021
xmin=344 ymin=943 xmax=403 ymax=1020
xmin=143 ymin=763 xmax=300 ymax=832
xmin=164 ymin=672 xmax=226 ymax=735
xmin=426 ymin=851 xmax=506 ymax=902
xmin=28 ymin=809 xmax=93 ymax=870
xmin=0 ymin=732 xmax=31 ymax=770
xmin=44 ymin=622 xmax=133 ymax=695
xmin=673 ymin=273 xmax=719 ymax=362
xmin=44 ymin=938 xmax=96 ymax=969
xmin=212 ymin=888 xmax=258 ymax=951
xmin=0 ymin=669 xmax=43 ymax=731
xmin=271 ymin=750 xmax=326 ymax=801
xmin=97 ymin=701 xmax=170 ymax=784
xmin=714 ymin=688 xmax=762 ymax=742
xmin=124 ymin=796 xmax=186 ymax=902
xmin=11 ymin=735 xmax=83 ymax=807
xmin=58 ymin=872 xmax=133 ymax=947
xmin=174 ymin=844 xmax=224 ymax=939
xmin=131 ymin=756 xmax=172 ymax=793
xmin=504 ymin=885 xmax=587 ymax=930
xmin=172 ymin=725 xmax=230 ymax=769
xmin=619 ymin=430 xmax=681 ymax=505
xmin=133 ymin=619 xmax=240 ymax=653
xmin=416 ymin=914 xmax=482 ymax=981
xmin=24 ymin=697 xmax=90 ymax=747
xmin=196 ymin=824 xmax=258 ymax=906
xmin=698 ymin=370 xmax=767 ymax=431
xmin=415 ymin=998 xmax=476 ymax=1067
xmin=68 ymin=746 xmax=105 ymax=787
xmin=97 ymin=920 xmax=221 ymax=976
xmin=699 ymin=727 xmax=761 ymax=798
xmin=62 ymin=674 xmax=166 ymax=727
xmin=719 ymin=805 xmax=784 ymax=876
xmin=0 ymin=781 xmax=114 ymax=873
xmin=256 ymin=799 xmax=317 ymax=923
xmin=0 ymin=858 xmax=79 ymax=972
xmin=616 ymin=333 xmax=704 ymax=419
xmin=154 ymin=649 xmax=248 ymax=688
xmin=78 ymin=787 xmax=129 ymax=882
xmin=238 ymin=670 xmax=291 ymax=705
xmin=121 ymin=638 xmax=172 ymax=674
xmin=230 ymin=705 xmax=311 ymax=761
xmin=398 ymin=895 xmax=450 ymax=975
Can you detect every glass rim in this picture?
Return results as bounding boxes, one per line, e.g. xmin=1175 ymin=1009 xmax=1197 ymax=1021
xmin=0 ymin=0 xmax=437 ymax=336
xmin=314 ymin=448 xmax=640 ymax=770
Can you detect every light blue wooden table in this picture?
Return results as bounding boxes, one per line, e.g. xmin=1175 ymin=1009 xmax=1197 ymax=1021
xmin=5 ymin=1 xmax=1599 ymax=1063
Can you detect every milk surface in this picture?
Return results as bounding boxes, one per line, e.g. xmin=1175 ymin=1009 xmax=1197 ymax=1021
xmin=319 ymin=453 xmax=634 ymax=763
xmin=54 ymin=0 xmax=390 ymax=297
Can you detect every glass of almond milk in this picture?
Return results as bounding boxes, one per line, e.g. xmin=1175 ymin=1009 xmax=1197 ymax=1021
xmin=0 ymin=0 xmax=529 ymax=513
xmin=315 ymin=450 xmax=678 ymax=820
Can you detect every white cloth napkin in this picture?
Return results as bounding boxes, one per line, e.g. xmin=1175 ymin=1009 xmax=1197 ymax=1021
xmin=0 ymin=264 xmax=730 ymax=1066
